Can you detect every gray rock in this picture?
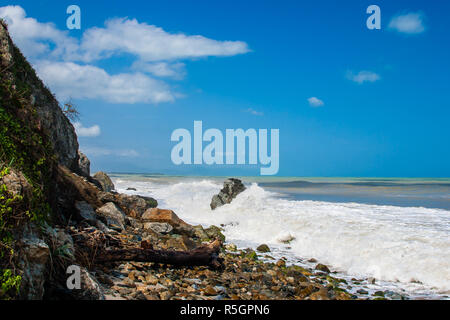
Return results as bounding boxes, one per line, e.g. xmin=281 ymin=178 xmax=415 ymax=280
xmin=114 ymin=194 xmax=157 ymax=218
xmin=45 ymin=226 xmax=75 ymax=260
xmin=210 ymin=178 xmax=246 ymax=210
xmin=0 ymin=168 xmax=32 ymax=197
xmin=256 ymin=244 xmax=271 ymax=253
xmin=96 ymin=202 xmax=126 ymax=230
xmin=78 ymin=151 xmax=90 ymax=177
xmin=0 ymin=23 xmax=79 ymax=170
xmin=141 ymin=208 xmax=195 ymax=236
xmin=97 ymin=192 xmax=158 ymax=218
xmin=143 ymin=222 xmax=173 ymax=234
xmin=126 ymin=217 xmax=144 ymax=230
xmin=22 ymin=237 xmax=49 ymax=265
xmin=16 ymin=229 xmax=51 ymax=300
xmin=315 ymin=263 xmax=331 ymax=273
xmin=75 ymin=201 xmax=97 ymax=224
xmin=193 ymin=225 xmax=209 ymax=241
xmin=77 ymin=267 xmax=105 ymax=300
xmin=93 ymin=171 xmax=115 ymax=192
xmin=204 ymin=225 xmax=226 ymax=242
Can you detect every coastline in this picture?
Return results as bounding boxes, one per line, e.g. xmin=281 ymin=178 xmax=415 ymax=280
xmin=109 ymin=174 xmax=450 ymax=300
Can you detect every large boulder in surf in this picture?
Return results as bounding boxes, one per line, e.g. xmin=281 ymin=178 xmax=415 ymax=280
xmin=93 ymin=171 xmax=115 ymax=192
xmin=210 ymin=178 xmax=246 ymax=210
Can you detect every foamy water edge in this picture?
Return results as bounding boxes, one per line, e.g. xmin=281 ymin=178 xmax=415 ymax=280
xmin=112 ymin=176 xmax=450 ymax=299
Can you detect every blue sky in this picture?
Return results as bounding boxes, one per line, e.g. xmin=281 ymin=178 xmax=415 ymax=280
xmin=1 ymin=0 xmax=449 ymax=177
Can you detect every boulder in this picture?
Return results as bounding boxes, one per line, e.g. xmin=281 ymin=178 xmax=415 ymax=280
xmin=44 ymin=226 xmax=75 ymax=260
xmin=204 ymin=225 xmax=226 ymax=242
xmin=76 ymin=267 xmax=105 ymax=300
xmin=77 ymin=151 xmax=90 ymax=177
xmin=257 ymin=244 xmax=271 ymax=253
xmin=210 ymin=178 xmax=246 ymax=210
xmin=315 ymin=263 xmax=331 ymax=273
xmin=75 ymin=201 xmax=97 ymax=224
xmin=97 ymin=191 xmax=116 ymax=203
xmin=93 ymin=171 xmax=115 ymax=192
xmin=16 ymin=230 xmax=51 ymax=300
xmin=126 ymin=217 xmax=144 ymax=230
xmin=192 ymin=225 xmax=225 ymax=242
xmin=143 ymin=222 xmax=173 ymax=234
xmin=0 ymin=168 xmax=32 ymax=198
xmin=97 ymin=192 xmax=157 ymax=218
xmin=115 ymin=194 xmax=157 ymax=218
xmin=193 ymin=225 xmax=209 ymax=241
xmin=96 ymin=202 xmax=126 ymax=231
xmin=141 ymin=208 xmax=194 ymax=236
xmin=163 ymin=236 xmax=197 ymax=251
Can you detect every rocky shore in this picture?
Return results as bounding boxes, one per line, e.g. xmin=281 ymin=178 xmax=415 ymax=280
xmin=0 ymin=19 xmax=408 ymax=301
xmin=63 ymin=176 xmax=354 ymax=301
xmin=60 ymin=174 xmax=398 ymax=301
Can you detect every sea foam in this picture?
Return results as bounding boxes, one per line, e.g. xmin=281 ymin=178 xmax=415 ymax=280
xmin=114 ymin=177 xmax=450 ymax=296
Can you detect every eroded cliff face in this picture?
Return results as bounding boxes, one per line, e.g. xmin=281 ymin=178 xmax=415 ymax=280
xmin=0 ymin=20 xmax=159 ymax=300
xmin=0 ymin=20 xmax=79 ymax=299
xmin=0 ymin=21 xmax=79 ymax=171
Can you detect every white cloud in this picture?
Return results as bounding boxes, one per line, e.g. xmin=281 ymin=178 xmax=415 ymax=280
xmin=347 ymin=70 xmax=380 ymax=84
xmin=35 ymin=61 xmax=175 ymax=103
xmin=79 ymin=17 xmax=250 ymax=62
xmin=0 ymin=6 xmax=78 ymax=59
xmin=244 ymin=108 xmax=264 ymax=116
xmin=307 ymin=97 xmax=324 ymax=107
xmin=131 ymin=61 xmax=186 ymax=79
xmin=82 ymin=146 xmax=139 ymax=158
xmin=388 ymin=12 xmax=426 ymax=34
xmin=0 ymin=5 xmax=249 ymax=104
xmin=73 ymin=122 xmax=101 ymax=137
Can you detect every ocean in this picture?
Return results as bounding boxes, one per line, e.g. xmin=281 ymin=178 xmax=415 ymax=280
xmin=110 ymin=174 xmax=450 ymax=299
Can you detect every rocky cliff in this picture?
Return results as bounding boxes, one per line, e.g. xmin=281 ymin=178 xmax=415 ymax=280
xmin=0 ymin=20 xmax=156 ymax=300
xmin=0 ymin=19 xmax=77 ymax=299
xmin=0 ymin=21 xmax=79 ymax=171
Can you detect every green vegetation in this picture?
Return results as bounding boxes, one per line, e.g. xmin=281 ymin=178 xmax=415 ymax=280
xmin=0 ymin=32 xmax=56 ymax=299
xmin=0 ymin=269 xmax=21 ymax=299
xmin=0 ymin=167 xmax=23 ymax=299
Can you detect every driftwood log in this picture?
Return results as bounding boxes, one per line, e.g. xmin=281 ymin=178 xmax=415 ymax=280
xmin=96 ymin=240 xmax=223 ymax=269
xmin=70 ymin=228 xmax=223 ymax=269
